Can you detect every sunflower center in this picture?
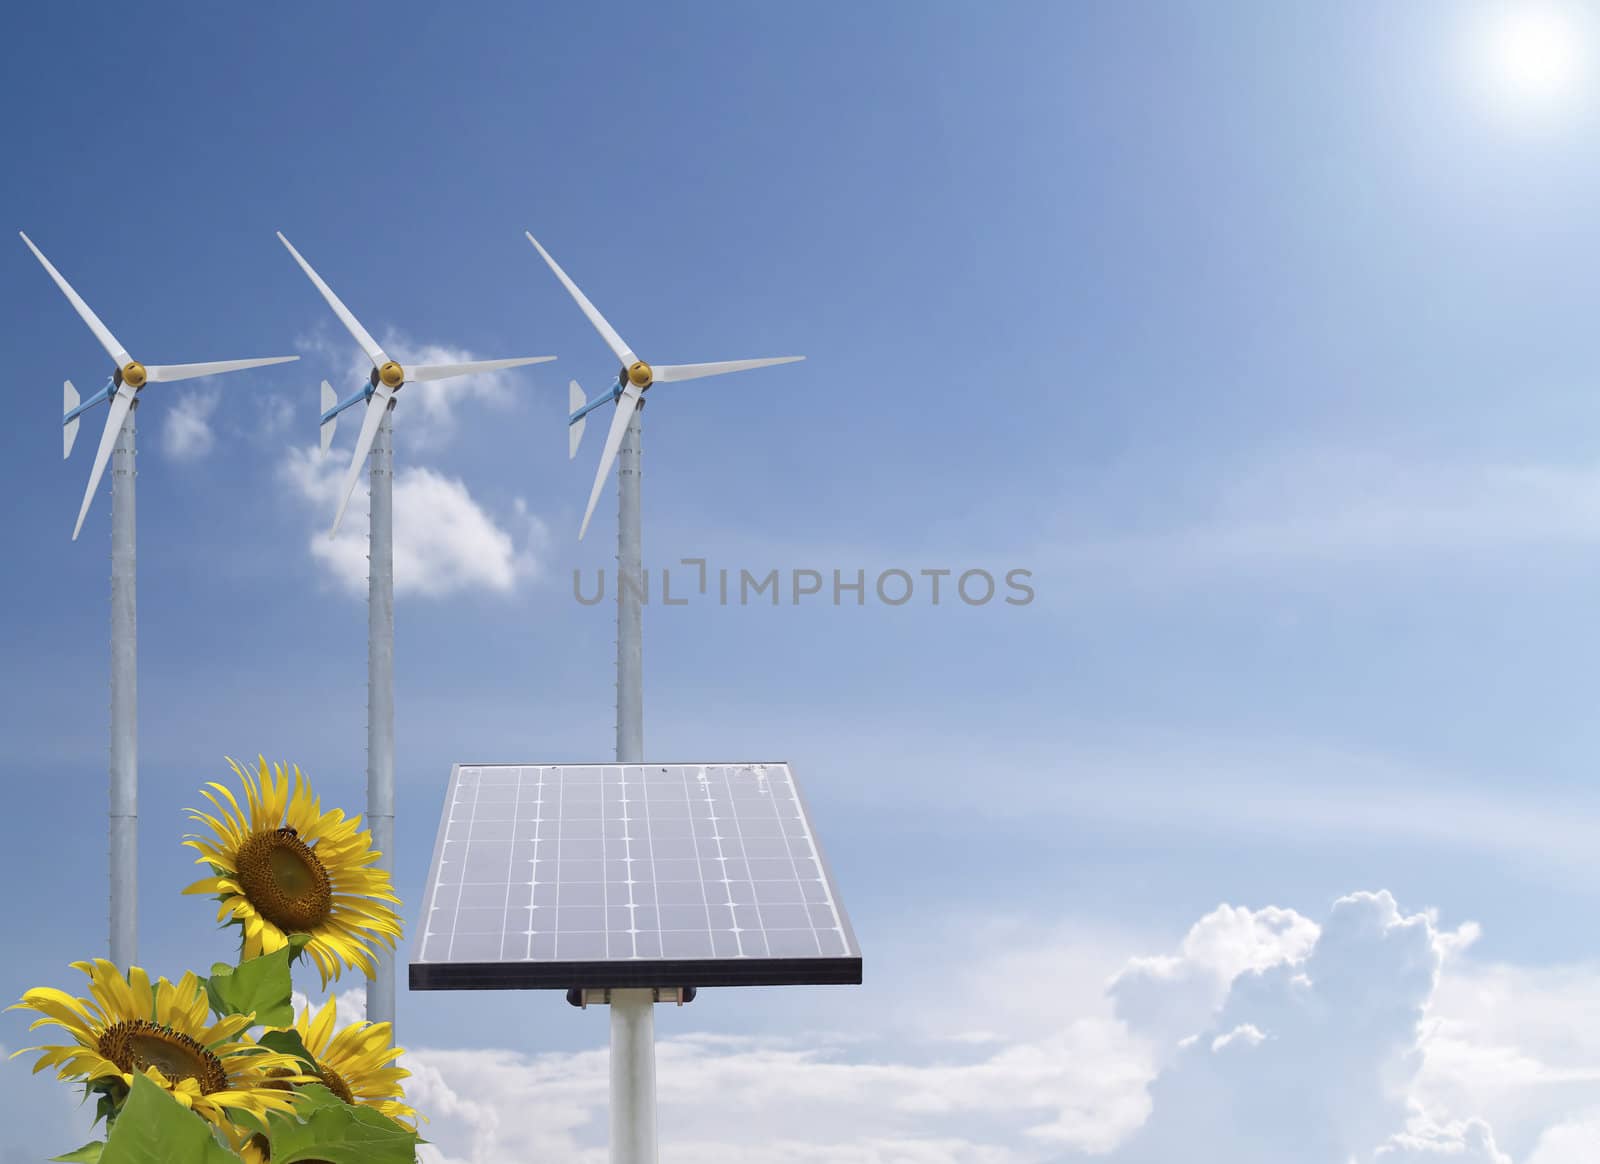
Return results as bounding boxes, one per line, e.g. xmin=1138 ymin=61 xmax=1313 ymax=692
xmin=319 ymin=1065 xmax=355 ymax=1105
xmin=235 ymin=827 xmax=334 ymax=932
xmin=97 ymin=1020 xmax=228 ymax=1094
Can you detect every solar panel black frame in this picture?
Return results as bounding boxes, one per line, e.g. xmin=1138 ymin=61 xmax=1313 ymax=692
xmin=409 ymin=763 xmax=862 ymax=991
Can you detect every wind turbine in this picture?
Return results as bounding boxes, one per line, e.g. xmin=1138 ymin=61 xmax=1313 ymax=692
xmin=525 ymin=231 xmax=804 ymax=544
xmin=524 ymin=229 xmax=802 ymax=1164
xmin=20 ymin=230 xmax=299 ymax=972
xmin=276 ymin=231 xmax=553 ymax=1030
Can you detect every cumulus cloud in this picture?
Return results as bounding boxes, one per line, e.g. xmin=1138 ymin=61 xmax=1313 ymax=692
xmin=161 ymin=391 xmax=220 ymax=459
xmin=395 ymin=892 xmax=1600 ymax=1164
xmin=280 ymin=446 xmax=549 ymax=598
xmin=1109 ymin=902 xmax=1319 ymax=1055
xmin=1105 ymin=891 xmax=1503 ymax=1164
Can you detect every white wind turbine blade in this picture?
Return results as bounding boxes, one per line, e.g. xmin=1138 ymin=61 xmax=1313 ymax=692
xmin=73 ymin=383 xmax=136 ymax=541
xmin=579 ymin=382 xmax=642 ymax=541
xmin=320 ymin=381 xmax=339 ymax=454
xmin=276 ymin=232 xmax=389 ymax=368
xmin=524 ymin=232 xmax=636 ymax=366
xmin=405 ymin=356 xmax=555 ymax=382
xmin=569 ymin=380 xmax=587 ymax=460
xmin=329 ymin=384 xmax=395 ymax=537
xmin=20 ymin=232 xmax=133 ymax=367
xmin=144 ymin=355 xmax=299 ymax=383
xmin=63 ymin=381 xmax=80 ymax=458
xmin=652 ymin=356 xmax=805 ymax=383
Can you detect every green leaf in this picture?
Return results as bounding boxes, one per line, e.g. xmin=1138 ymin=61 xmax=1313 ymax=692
xmin=89 ymin=1083 xmax=125 ymax=1128
xmin=288 ymin=932 xmax=313 ymax=954
xmin=228 ymin=1106 xmax=269 ymax=1140
xmin=99 ymin=1074 xmax=237 ymax=1164
xmin=257 ymin=1027 xmax=317 ymax=1071
xmin=265 ymin=1084 xmax=421 ymax=1164
xmin=50 ymin=1142 xmax=104 ymax=1163
xmin=205 ymin=946 xmax=294 ymax=1027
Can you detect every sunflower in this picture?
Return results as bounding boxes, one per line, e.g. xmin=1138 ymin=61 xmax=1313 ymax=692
xmin=8 ymin=959 xmax=313 ymax=1130
xmin=183 ymin=757 xmax=402 ymax=987
xmin=290 ymin=995 xmax=416 ymax=1126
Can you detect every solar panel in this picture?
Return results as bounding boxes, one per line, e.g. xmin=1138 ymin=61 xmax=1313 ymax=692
xmin=409 ymin=763 xmax=862 ymax=990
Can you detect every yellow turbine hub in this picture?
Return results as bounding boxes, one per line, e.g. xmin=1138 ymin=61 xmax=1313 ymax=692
xmin=378 ymin=361 xmax=405 ymax=389
xmin=626 ymin=361 xmax=653 ymax=389
xmin=120 ymin=361 xmax=147 ymax=389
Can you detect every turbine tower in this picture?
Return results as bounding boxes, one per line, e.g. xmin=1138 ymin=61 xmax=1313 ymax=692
xmin=277 ymin=231 xmax=553 ymax=1029
xmin=20 ymin=231 xmax=298 ymax=971
xmin=524 ymin=229 xmax=802 ymax=1164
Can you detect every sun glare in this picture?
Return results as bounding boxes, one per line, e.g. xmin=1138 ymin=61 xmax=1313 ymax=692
xmin=1480 ymin=4 xmax=1587 ymax=116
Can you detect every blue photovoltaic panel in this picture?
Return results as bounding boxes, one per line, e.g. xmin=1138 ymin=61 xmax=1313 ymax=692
xmin=409 ymin=763 xmax=861 ymax=990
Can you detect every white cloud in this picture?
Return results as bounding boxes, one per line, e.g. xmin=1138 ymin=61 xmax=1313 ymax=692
xmin=1104 ymin=891 xmax=1500 ymax=1163
xmin=1372 ymin=1113 xmax=1511 ymax=1162
xmin=1524 ymin=1114 xmax=1600 ymax=1163
xmin=280 ymin=446 xmax=549 ymax=599
xmin=397 ymin=890 xmax=1600 ymax=1164
xmin=1109 ymin=902 xmax=1319 ymax=1056
xmin=161 ymin=391 xmax=220 ymax=460
xmin=396 ymin=892 xmax=1600 ymax=1164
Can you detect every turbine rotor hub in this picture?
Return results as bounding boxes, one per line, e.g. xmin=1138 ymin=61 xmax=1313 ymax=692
xmin=626 ymin=360 xmax=653 ymax=389
xmin=375 ymin=361 xmax=406 ymax=389
xmin=117 ymin=362 xmax=147 ymax=389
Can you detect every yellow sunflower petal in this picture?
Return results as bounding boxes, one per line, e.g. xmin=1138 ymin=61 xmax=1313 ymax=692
xmin=306 ymin=996 xmax=338 ymax=1054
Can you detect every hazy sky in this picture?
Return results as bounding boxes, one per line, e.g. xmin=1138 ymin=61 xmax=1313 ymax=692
xmin=3 ymin=3 xmax=1600 ymax=1161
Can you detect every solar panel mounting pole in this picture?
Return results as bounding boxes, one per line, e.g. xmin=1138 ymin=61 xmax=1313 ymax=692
xmin=367 ymin=401 xmax=397 ymax=1030
xmin=109 ymin=403 xmax=138 ymax=971
xmin=612 ymin=405 xmax=657 ymax=1164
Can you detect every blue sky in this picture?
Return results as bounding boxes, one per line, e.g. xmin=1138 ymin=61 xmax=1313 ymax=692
xmin=4 ymin=2 xmax=1600 ymax=1161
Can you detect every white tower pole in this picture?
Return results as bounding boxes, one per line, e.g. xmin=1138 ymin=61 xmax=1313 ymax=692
xmin=109 ymin=401 xmax=138 ymax=971
xmin=616 ymin=405 xmax=644 ymax=764
xmin=367 ymin=402 xmax=397 ymax=1028
xmin=611 ymin=404 xmax=656 ymax=1164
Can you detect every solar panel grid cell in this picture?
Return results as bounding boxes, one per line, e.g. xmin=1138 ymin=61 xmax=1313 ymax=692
xmin=411 ymin=763 xmax=861 ymax=990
